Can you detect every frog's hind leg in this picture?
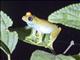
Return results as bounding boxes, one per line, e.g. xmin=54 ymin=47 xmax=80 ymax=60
xmin=46 ymin=27 xmax=61 ymax=49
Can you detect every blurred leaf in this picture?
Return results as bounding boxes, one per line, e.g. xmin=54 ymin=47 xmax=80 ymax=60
xmin=30 ymin=50 xmax=76 ymax=60
xmin=72 ymin=54 xmax=80 ymax=60
xmin=0 ymin=11 xmax=18 ymax=54
xmin=12 ymin=27 xmax=32 ymax=40
xmin=22 ymin=31 xmax=51 ymax=49
xmin=16 ymin=27 xmax=51 ymax=49
xmin=48 ymin=3 xmax=80 ymax=30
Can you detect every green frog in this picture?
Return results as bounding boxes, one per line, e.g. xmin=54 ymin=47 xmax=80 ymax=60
xmin=22 ymin=12 xmax=61 ymax=48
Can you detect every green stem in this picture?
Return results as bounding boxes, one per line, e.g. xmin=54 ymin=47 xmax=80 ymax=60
xmin=7 ymin=54 xmax=11 ymax=60
xmin=0 ymin=47 xmax=11 ymax=60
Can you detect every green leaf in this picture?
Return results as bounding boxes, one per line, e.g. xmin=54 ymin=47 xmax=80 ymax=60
xmin=72 ymin=54 xmax=80 ymax=60
xmin=30 ymin=50 xmax=75 ymax=60
xmin=0 ymin=11 xmax=18 ymax=54
xmin=48 ymin=3 xmax=80 ymax=30
xmin=16 ymin=27 xmax=51 ymax=49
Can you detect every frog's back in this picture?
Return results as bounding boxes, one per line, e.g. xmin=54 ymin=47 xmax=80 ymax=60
xmin=34 ymin=16 xmax=58 ymax=29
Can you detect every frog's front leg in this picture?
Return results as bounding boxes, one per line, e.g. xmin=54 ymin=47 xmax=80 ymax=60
xmin=26 ymin=29 xmax=37 ymax=43
xmin=31 ymin=29 xmax=43 ymax=44
xmin=32 ymin=29 xmax=36 ymax=36
xmin=31 ymin=29 xmax=37 ymax=41
xmin=46 ymin=27 xmax=61 ymax=49
xmin=36 ymin=31 xmax=43 ymax=44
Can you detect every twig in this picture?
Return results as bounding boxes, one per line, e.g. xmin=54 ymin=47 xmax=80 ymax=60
xmin=63 ymin=40 xmax=74 ymax=54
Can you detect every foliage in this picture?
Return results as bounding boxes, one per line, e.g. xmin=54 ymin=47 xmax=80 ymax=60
xmin=0 ymin=11 xmax=18 ymax=60
xmin=30 ymin=50 xmax=76 ymax=60
xmin=48 ymin=3 xmax=80 ymax=30
xmin=12 ymin=27 xmax=51 ymax=49
xmin=0 ymin=3 xmax=80 ymax=60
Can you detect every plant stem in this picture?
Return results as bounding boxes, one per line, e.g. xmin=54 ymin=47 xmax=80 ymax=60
xmin=7 ymin=54 xmax=11 ymax=60
xmin=63 ymin=40 xmax=74 ymax=54
xmin=0 ymin=47 xmax=11 ymax=60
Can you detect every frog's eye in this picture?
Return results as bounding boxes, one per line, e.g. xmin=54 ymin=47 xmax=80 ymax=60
xmin=28 ymin=16 xmax=33 ymax=21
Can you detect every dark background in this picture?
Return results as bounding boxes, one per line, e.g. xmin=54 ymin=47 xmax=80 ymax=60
xmin=1 ymin=1 xmax=80 ymax=60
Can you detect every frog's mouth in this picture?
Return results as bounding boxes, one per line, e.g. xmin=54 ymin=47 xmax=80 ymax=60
xmin=22 ymin=16 xmax=25 ymax=20
xmin=22 ymin=16 xmax=27 ymax=22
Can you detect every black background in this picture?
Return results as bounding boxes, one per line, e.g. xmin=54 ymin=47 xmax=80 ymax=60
xmin=1 ymin=1 xmax=80 ymax=60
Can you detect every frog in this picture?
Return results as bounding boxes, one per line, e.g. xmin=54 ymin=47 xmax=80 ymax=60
xmin=22 ymin=12 xmax=61 ymax=48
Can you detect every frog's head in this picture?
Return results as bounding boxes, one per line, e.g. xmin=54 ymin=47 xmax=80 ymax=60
xmin=22 ymin=12 xmax=34 ymax=22
xmin=22 ymin=12 xmax=37 ymax=27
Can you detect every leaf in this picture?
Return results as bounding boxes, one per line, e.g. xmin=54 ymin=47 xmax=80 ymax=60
xmin=30 ymin=50 xmax=75 ymax=60
xmin=0 ymin=11 xmax=13 ymax=29
xmin=0 ymin=11 xmax=18 ymax=54
xmin=16 ymin=27 xmax=51 ymax=49
xmin=30 ymin=50 xmax=54 ymax=60
xmin=72 ymin=54 xmax=80 ymax=60
xmin=48 ymin=3 xmax=80 ymax=30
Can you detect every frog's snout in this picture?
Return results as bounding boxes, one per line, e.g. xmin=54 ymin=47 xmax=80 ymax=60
xmin=22 ymin=12 xmax=32 ymax=21
xmin=22 ymin=16 xmax=26 ymax=21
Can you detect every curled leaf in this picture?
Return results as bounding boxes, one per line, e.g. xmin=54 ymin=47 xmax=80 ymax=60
xmin=0 ymin=11 xmax=18 ymax=54
xmin=48 ymin=3 xmax=80 ymax=30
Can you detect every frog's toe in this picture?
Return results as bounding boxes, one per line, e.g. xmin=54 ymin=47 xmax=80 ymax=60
xmin=36 ymin=40 xmax=42 ymax=44
xmin=45 ymin=41 xmax=53 ymax=49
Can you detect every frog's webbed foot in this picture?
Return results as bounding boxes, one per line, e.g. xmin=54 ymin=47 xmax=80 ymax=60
xmin=46 ymin=27 xmax=61 ymax=49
